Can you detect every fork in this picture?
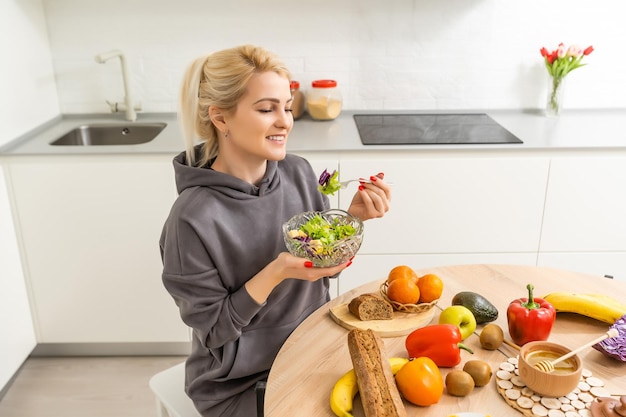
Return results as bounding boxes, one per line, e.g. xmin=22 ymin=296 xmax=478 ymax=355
xmin=338 ymin=179 xmax=366 ymax=189
xmin=339 ymin=178 xmax=393 ymax=189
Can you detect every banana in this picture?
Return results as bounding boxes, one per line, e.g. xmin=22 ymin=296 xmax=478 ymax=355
xmin=542 ymin=292 xmax=626 ymax=324
xmin=329 ymin=367 xmax=359 ymax=417
xmin=329 ymin=357 xmax=409 ymax=417
xmin=389 ymin=357 xmax=410 ymax=374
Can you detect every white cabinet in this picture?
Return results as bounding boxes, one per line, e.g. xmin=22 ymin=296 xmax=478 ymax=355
xmin=539 ymin=157 xmax=626 ymax=281
xmin=338 ymin=156 xmax=550 ymax=254
xmin=541 ymin=157 xmax=626 ymax=251
xmin=0 ymin=167 xmax=36 ymax=391
xmin=8 ymin=155 xmax=189 ymax=344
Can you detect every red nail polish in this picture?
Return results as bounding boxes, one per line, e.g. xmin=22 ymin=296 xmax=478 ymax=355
xmin=369 ymin=176 xmax=377 ymax=182
xmin=358 ymin=185 xmax=365 ymax=191
xmin=304 ymin=261 xmax=313 ymax=268
xmin=377 ymin=172 xmax=385 ymax=178
xmin=346 ymin=261 xmax=353 ymax=267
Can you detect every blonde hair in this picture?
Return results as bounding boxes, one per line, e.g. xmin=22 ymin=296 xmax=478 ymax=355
xmin=179 ymin=45 xmax=291 ymax=167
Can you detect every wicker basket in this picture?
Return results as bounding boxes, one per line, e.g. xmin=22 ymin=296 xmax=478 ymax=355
xmin=379 ymin=281 xmax=439 ymax=313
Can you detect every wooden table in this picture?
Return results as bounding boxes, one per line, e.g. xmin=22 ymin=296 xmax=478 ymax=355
xmin=265 ymin=264 xmax=626 ymax=416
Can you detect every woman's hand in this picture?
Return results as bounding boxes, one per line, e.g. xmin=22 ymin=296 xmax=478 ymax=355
xmin=245 ymin=252 xmax=352 ymax=303
xmin=275 ymin=252 xmax=351 ymax=282
xmin=347 ymin=172 xmax=391 ymax=221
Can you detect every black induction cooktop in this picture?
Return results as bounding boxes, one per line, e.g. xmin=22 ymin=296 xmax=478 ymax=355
xmin=354 ymin=113 xmax=523 ymax=145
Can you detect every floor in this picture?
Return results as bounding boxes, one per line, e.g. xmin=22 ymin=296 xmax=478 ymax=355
xmin=0 ymin=356 xmax=186 ymax=417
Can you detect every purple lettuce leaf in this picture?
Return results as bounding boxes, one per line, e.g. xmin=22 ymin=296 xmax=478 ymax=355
xmin=593 ymin=314 xmax=626 ymax=361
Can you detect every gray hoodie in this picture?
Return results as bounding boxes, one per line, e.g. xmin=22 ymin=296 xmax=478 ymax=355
xmin=159 ymin=150 xmax=330 ymax=414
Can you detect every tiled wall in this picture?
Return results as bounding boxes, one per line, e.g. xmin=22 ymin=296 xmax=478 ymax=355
xmin=43 ymin=0 xmax=626 ymax=114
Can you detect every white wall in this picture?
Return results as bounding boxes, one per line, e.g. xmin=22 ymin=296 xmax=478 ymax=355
xmin=2 ymin=0 xmax=59 ymax=144
xmin=0 ymin=0 xmax=57 ymax=391
xmin=43 ymin=0 xmax=626 ymax=115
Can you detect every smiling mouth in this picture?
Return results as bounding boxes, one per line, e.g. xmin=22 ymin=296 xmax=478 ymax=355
xmin=267 ymin=135 xmax=285 ymax=141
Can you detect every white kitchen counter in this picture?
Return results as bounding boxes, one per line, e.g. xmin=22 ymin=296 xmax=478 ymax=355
xmin=2 ymin=108 xmax=626 ymax=156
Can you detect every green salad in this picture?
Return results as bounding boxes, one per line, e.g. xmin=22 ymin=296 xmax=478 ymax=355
xmin=317 ymin=169 xmax=341 ymax=196
xmin=287 ymin=213 xmax=357 ymax=255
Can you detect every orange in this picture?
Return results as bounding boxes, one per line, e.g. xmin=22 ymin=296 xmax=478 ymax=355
xmin=387 ymin=265 xmax=419 ymax=284
xmin=417 ymin=273 xmax=444 ymax=303
xmin=386 ymin=277 xmax=420 ymax=304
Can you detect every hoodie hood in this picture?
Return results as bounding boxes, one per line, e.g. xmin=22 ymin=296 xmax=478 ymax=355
xmin=172 ymin=149 xmax=279 ymax=198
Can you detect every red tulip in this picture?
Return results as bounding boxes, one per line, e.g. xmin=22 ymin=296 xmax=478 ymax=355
xmin=547 ymin=51 xmax=558 ymax=65
xmin=541 ymin=42 xmax=593 ymax=78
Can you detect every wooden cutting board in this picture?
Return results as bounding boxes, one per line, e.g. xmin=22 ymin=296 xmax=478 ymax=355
xmin=329 ymin=302 xmax=436 ymax=337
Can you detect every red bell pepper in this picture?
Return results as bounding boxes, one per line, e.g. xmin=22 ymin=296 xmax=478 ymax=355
xmin=507 ymin=283 xmax=556 ymax=346
xmin=405 ymin=324 xmax=474 ymax=367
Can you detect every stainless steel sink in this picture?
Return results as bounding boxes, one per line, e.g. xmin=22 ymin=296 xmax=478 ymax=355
xmin=49 ymin=122 xmax=166 ymax=146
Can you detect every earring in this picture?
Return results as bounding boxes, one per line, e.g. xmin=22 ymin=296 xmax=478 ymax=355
xmin=223 ymin=130 xmax=229 ymax=139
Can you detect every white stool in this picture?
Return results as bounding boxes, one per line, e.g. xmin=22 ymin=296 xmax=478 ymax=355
xmin=149 ymin=362 xmax=202 ymax=417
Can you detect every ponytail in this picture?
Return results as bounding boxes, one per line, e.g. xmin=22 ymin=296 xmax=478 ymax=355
xmin=179 ymin=55 xmax=211 ymax=166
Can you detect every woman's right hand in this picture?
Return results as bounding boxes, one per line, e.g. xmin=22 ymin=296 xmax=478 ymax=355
xmin=245 ymin=252 xmax=352 ymax=304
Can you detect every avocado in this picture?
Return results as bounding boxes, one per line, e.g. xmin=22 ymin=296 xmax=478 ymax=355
xmin=451 ymin=291 xmax=499 ymax=324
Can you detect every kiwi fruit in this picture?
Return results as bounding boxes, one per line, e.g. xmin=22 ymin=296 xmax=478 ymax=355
xmin=445 ymin=370 xmax=475 ymax=397
xmin=463 ymin=360 xmax=493 ymax=387
xmin=480 ymin=323 xmax=504 ymax=350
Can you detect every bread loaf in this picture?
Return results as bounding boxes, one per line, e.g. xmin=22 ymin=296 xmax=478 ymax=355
xmin=348 ymin=293 xmax=393 ymax=321
xmin=347 ymin=328 xmax=407 ymax=417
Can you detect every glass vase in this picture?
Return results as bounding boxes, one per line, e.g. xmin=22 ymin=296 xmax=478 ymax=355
xmin=546 ymin=75 xmax=566 ymax=117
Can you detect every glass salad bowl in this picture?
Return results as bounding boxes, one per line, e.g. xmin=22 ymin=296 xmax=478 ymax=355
xmin=282 ymin=209 xmax=364 ymax=268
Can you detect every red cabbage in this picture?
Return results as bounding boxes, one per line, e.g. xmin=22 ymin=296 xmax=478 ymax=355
xmin=318 ymin=169 xmax=333 ymax=186
xmin=593 ymin=314 xmax=626 ymax=361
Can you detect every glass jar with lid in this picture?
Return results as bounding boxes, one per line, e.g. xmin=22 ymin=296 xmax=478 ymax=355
xmin=306 ymin=79 xmax=343 ymax=121
xmin=290 ymin=81 xmax=305 ymax=120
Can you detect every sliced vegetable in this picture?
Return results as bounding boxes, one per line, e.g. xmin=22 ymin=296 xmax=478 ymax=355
xmin=318 ymin=169 xmax=341 ymax=196
xmin=593 ymin=314 xmax=626 ymax=361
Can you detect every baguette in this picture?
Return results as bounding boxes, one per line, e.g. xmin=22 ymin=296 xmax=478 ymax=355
xmin=347 ymin=328 xmax=407 ymax=417
xmin=348 ymin=293 xmax=393 ymax=320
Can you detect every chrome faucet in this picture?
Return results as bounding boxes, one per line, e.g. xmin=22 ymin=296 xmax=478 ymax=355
xmin=95 ymin=50 xmax=141 ymax=122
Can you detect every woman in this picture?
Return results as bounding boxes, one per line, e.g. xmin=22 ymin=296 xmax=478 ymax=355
xmin=159 ymin=45 xmax=391 ymax=417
